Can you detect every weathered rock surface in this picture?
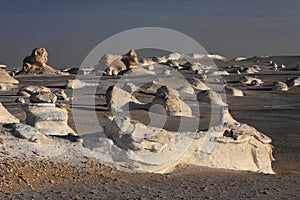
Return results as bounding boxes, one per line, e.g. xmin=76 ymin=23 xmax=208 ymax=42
xmin=187 ymin=77 xmax=209 ymax=91
xmin=20 ymin=48 xmax=66 ymax=75
xmin=9 ymin=123 xmax=48 ymax=143
xmin=225 ymin=86 xmax=244 ymax=96
xmin=0 ymin=103 xmax=20 ymax=124
xmin=0 ymin=68 xmax=19 ymax=91
xmin=272 ymin=81 xmax=289 ymax=91
xmin=29 ymin=91 xmax=57 ymax=103
xmin=106 ymin=86 xmax=142 ymax=112
xmin=240 ymin=76 xmax=263 ymax=86
xmin=18 ymin=85 xmax=51 ymax=97
xmin=104 ymin=115 xmax=274 ymax=174
xmin=65 ymin=79 xmax=86 ymax=89
xmin=151 ymin=86 xmax=192 ymax=117
xmin=54 ymin=89 xmax=69 ymax=101
xmin=198 ymin=90 xmax=228 ymax=107
xmin=25 ymin=103 xmax=76 ymax=136
xmin=286 ymin=77 xmax=300 ymax=86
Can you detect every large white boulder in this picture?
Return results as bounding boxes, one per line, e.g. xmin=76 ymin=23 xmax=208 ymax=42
xmin=25 ymin=103 xmax=76 ymax=136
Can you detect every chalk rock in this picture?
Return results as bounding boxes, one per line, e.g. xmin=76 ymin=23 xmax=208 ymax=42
xmin=241 ymin=67 xmax=259 ymax=74
xmin=272 ymin=81 xmax=289 ymax=91
xmin=104 ymin=115 xmax=176 ymax=151
xmin=15 ymin=97 xmax=26 ymax=104
xmin=152 ymin=56 xmax=167 ymax=63
xmin=121 ymin=49 xmax=139 ymax=69
xmin=20 ymin=48 xmax=66 ymax=75
xmin=0 ymin=68 xmax=19 ymax=91
xmin=225 ymin=86 xmax=244 ymax=96
xmin=29 ymin=91 xmax=57 ymax=103
xmin=18 ymin=85 xmax=51 ymax=97
xmin=0 ymin=102 xmax=19 ymax=124
xmin=9 ymin=123 xmax=48 ymax=143
xmin=151 ymin=86 xmax=192 ymax=117
xmin=54 ymin=89 xmax=69 ymax=101
xmin=286 ymin=77 xmax=300 ymax=86
xmin=240 ymin=76 xmax=263 ymax=86
xmin=187 ymin=77 xmax=209 ymax=91
xmin=167 ymin=52 xmax=181 ymax=60
xmin=106 ymin=86 xmax=142 ymax=112
xmin=198 ymin=90 xmax=228 ymax=107
xmin=65 ymin=79 xmax=86 ymax=89
xmin=25 ymin=103 xmax=76 ymax=136
xmin=103 ymin=115 xmax=274 ymax=174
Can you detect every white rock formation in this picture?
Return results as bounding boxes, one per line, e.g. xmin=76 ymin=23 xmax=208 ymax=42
xmin=103 ymin=114 xmax=274 ymax=174
xmin=0 ymin=68 xmax=19 ymax=91
xmin=0 ymin=103 xmax=20 ymax=124
xmin=151 ymin=86 xmax=193 ymax=117
xmin=272 ymin=81 xmax=289 ymax=91
xmin=25 ymin=103 xmax=76 ymax=136
xmin=18 ymin=85 xmax=51 ymax=97
xmin=198 ymin=90 xmax=228 ymax=107
xmin=20 ymin=48 xmax=67 ymax=75
xmin=9 ymin=123 xmax=48 ymax=143
xmin=286 ymin=77 xmax=300 ymax=86
xmin=240 ymin=76 xmax=263 ymax=86
xmin=65 ymin=79 xmax=86 ymax=89
xmin=106 ymin=86 xmax=143 ymax=112
xmin=225 ymin=86 xmax=244 ymax=96
xmin=187 ymin=77 xmax=209 ymax=91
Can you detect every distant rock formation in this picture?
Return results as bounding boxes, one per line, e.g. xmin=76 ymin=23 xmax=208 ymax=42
xmin=19 ymin=48 xmax=66 ymax=75
xmin=225 ymin=86 xmax=244 ymax=96
xmin=272 ymin=81 xmax=289 ymax=91
xmin=100 ymin=49 xmax=140 ymax=76
xmin=240 ymin=76 xmax=263 ymax=86
xmin=286 ymin=77 xmax=300 ymax=86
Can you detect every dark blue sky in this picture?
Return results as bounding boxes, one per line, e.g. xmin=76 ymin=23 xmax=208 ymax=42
xmin=0 ymin=0 xmax=299 ymax=67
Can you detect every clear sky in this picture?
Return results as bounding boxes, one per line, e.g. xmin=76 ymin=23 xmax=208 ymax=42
xmin=0 ymin=0 xmax=299 ymax=67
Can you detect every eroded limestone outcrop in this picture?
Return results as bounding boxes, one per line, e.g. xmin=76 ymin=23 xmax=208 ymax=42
xmin=19 ymin=48 xmax=66 ymax=75
xmin=25 ymin=103 xmax=76 ymax=136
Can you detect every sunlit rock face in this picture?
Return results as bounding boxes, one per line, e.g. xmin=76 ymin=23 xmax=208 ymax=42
xmin=0 ymin=68 xmax=19 ymax=91
xmin=25 ymin=103 xmax=76 ymax=136
xmin=20 ymin=48 xmax=66 ymax=75
xmin=0 ymin=103 xmax=19 ymax=124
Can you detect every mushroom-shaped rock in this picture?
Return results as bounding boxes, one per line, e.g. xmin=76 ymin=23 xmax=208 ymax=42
xmin=0 ymin=103 xmax=20 ymax=124
xmin=65 ymin=79 xmax=86 ymax=89
xmin=20 ymin=48 xmax=66 ymax=75
xmin=187 ymin=77 xmax=209 ymax=91
xmin=197 ymin=90 xmax=228 ymax=107
xmin=240 ymin=76 xmax=263 ymax=86
xmin=25 ymin=103 xmax=76 ymax=136
xmin=151 ymin=86 xmax=192 ymax=117
xmin=272 ymin=81 xmax=289 ymax=91
xmin=225 ymin=86 xmax=244 ymax=96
